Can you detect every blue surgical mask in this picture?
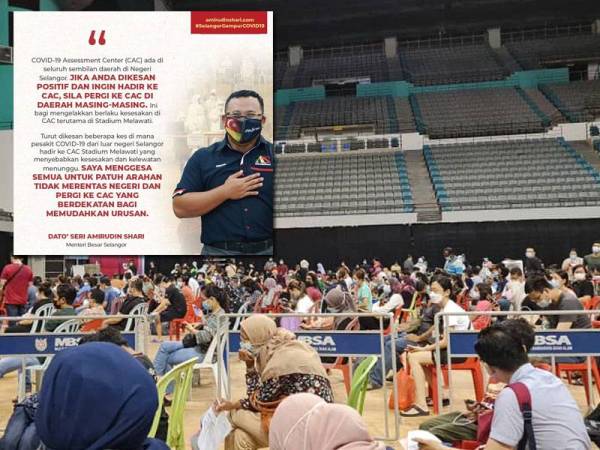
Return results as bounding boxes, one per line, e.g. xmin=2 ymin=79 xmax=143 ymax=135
xmin=549 ymin=279 xmax=560 ymax=289
xmin=202 ymin=302 xmax=212 ymax=314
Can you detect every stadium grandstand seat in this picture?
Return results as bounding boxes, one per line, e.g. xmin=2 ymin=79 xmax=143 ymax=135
xmin=399 ymin=43 xmax=507 ymax=86
xmin=505 ymin=34 xmax=600 ymax=70
xmin=425 ymin=138 xmax=600 ymax=211
xmin=274 ymin=151 xmax=414 ymax=217
xmin=540 ymin=80 xmax=600 ymax=122
xmin=414 ymin=87 xmax=545 ymax=138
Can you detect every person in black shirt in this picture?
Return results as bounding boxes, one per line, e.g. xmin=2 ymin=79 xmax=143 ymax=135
xmin=150 ymin=276 xmax=187 ymax=339
xmin=5 ymin=283 xmax=54 ymax=333
xmin=102 ymin=278 xmax=146 ymax=331
xmin=571 ymin=264 xmax=595 ymax=306
xmin=172 ymin=90 xmax=273 ymax=256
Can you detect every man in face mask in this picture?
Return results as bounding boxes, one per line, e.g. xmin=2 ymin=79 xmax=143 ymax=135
xmin=525 ymin=275 xmax=591 ymax=332
xmin=172 ymin=89 xmax=273 ymax=256
xmin=584 ymin=242 xmax=600 ymax=275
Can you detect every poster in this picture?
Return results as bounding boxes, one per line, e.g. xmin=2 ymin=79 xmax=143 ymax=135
xmin=13 ymin=11 xmax=273 ymax=255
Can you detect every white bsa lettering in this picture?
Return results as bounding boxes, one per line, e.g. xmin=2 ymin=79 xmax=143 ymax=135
xmin=534 ymin=335 xmax=572 ymax=346
xmin=297 ymin=335 xmax=336 ymax=346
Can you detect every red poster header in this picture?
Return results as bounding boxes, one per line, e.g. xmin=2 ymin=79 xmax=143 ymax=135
xmin=191 ymin=11 xmax=268 ymax=34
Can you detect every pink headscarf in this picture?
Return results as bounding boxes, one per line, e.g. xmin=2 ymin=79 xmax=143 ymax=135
xmin=269 ymin=393 xmax=386 ymax=450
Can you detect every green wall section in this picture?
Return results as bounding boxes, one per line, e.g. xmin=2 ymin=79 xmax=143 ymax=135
xmin=0 ymin=65 xmax=12 ymax=128
xmin=276 ymin=68 xmax=570 ymax=102
xmin=275 ymin=86 xmax=326 ymax=106
xmin=0 ymin=0 xmax=7 ymax=46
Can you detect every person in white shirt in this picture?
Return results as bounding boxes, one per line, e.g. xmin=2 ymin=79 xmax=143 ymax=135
xmin=402 ymin=276 xmax=470 ymax=417
xmin=561 ymin=249 xmax=584 ymax=277
xmin=372 ymin=293 xmax=404 ymax=314
xmin=288 ymin=279 xmax=314 ymax=314
xmin=502 ymin=267 xmax=526 ymax=312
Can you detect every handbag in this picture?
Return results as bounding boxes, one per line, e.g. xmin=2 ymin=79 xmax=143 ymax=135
xmin=388 ymin=368 xmax=416 ymax=411
xmin=182 ymin=332 xmax=197 ymax=348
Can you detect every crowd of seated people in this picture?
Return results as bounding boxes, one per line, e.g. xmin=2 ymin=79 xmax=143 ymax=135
xmin=0 ymin=247 xmax=598 ymax=449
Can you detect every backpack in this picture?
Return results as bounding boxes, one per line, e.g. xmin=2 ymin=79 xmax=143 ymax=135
xmin=477 ymin=382 xmax=537 ymax=450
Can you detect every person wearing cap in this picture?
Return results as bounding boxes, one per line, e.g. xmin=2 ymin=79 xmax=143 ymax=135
xmin=172 ymin=90 xmax=273 ymax=256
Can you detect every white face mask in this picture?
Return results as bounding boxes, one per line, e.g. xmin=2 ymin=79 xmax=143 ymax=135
xmin=538 ymin=298 xmax=551 ymax=309
xmin=471 ymin=291 xmax=480 ymax=301
xmin=593 ymin=246 xmax=600 ymax=254
xmin=570 ymin=254 xmax=578 ymax=260
xmin=574 ymin=272 xmax=586 ymax=281
xmin=429 ymin=292 xmax=443 ymax=304
xmin=526 ymin=252 xmax=534 ymax=258
xmin=549 ymin=279 xmax=560 ymax=289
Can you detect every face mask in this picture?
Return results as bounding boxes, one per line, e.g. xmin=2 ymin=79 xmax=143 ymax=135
xmin=327 ymin=306 xmax=342 ymax=313
xmin=538 ymin=298 xmax=551 ymax=308
xmin=574 ymin=273 xmax=586 ymax=281
xmin=471 ymin=291 xmax=480 ymax=301
xmin=429 ymin=292 xmax=443 ymax=304
xmin=570 ymin=254 xmax=577 ymax=260
xmin=549 ymin=279 xmax=560 ymax=289
xmin=225 ymin=117 xmax=262 ymax=144
xmin=176 ymin=282 xmax=183 ymax=289
xmin=202 ymin=302 xmax=212 ymax=314
xmin=526 ymin=252 xmax=534 ymax=258
xmin=593 ymin=246 xmax=600 ymax=254
xmin=240 ymin=341 xmax=256 ymax=355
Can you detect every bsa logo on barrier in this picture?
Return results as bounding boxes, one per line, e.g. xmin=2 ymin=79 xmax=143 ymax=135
xmin=54 ymin=337 xmax=81 ymax=352
xmin=297 ymin=335 xmax=337 ymax=353
xmin=35 ymin=338 xmax=48 ymax=352
xmin=532 ymin=334 xmax=573 ymax=352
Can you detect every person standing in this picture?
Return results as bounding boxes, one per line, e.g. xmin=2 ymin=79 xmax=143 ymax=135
xmin=0 ymin=256 xmax=34 ymax=317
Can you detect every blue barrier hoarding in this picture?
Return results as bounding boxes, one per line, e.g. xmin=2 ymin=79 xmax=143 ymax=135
xmin=450 ymin=330 xmax=600 ymax=356
xmin=0 ymin=332 xmax=136 ymax=356
xmin=229 ymin=330 xmax=383 ymax=356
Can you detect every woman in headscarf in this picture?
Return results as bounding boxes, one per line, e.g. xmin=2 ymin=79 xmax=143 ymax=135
xmin=215 ymin=315 xmax=334 ymax=450
xmin=302 ymin=287 xmax=355 ymax=331
xmin=269 ymin=393 xmax=390 ymax=450
xmin=257 ymin=277 xmax=279 ymax=311
xmin=35 ymin=342 xmax=168 ymax=450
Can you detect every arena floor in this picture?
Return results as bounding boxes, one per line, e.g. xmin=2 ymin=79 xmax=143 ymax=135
xmin=0 ymin=341 xmax=597 ymax=449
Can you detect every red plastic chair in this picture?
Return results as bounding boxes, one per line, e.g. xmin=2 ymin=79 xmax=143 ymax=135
xmin=555 ymin=356 xmax=600 ymax=405
xmin=323 ymin=318 xmax=359 ymax=394
xmin=584 ymin=296 xmax=600 ymax=328
xmin=383 ymin=305 xmax=403 ymax=336
xmin=428 ymin=357 xmax=485 ymax=414
xmin=169 ymin=302 xmax=201 ymax=341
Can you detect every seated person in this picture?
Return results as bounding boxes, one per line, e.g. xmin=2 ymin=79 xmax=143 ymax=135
xmin=571 ymin=265 xmax=595 ymax=306
xmin=45 ymin=283 xmax=77 ymax=332
xmin=102 ymin=278 xmax=146 ymax=331
xmin=214 ymin=315 xmax=333 ymax=450
xmin=151 ymin=276 xmax=187 ymax=339
xmin=416 ymin=320 xmax=591 ymax=450
xmin=526 ymin=275 xmax=591 ymax=363
xmin=368 ymin=281 xmax=438 ymax=390
xmin=153 ymin=285 xmax=228 ymax=392
xmin=418 ymin=318 xmax=534 ymax=444
xmin=269 ymin=393 xmax=391 ymax=450
xmin=4 ymin=283 xmax=54 ymax=333
xmin=403 ymin=276 xmax=470 ymax=417
xmin=471 ymin=283 xmax=496 ymax=330
xmin=34 ymin=342 xmax=168 ymax=450
xmin=80 ymin=287 xmax=107 ymax=331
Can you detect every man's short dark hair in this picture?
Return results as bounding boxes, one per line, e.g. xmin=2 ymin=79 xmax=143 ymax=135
xmin=525 ymin=275 xmax=552 ymax=294
xmin=129 ymin=278 xmax=144 ymax=294
xmin=499 ymin=318 xmax=535 ymax=351
xmin=100 ymin=276 xmax=111 ymax=286
xmin=56 ymin=284 xmax=77 ymax=305
xmin=475 ymin=322 xmax=529 ymax=372
xmin=224 ymin=90 xmax=264 ymax=113
xmin=79 ymin=327 xmax=128 ymax=347
xmin=90 ymin=288 xmax=105 ymax=305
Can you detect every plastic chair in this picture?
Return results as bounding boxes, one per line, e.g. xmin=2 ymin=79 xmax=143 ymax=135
xmin=347 ymin=356 xmax=377 ymax=415
xmin=169 ymin=302 xmax=201 ymax=341
xmin=123 ymin=302 xmax=148 ymax=332
xmin=192 ymin=325 xmax=229 ymax=398
xmin=428 ymin=357 xmax=484 ymax=414
xmin=555 ymin=356 xmax=600 ymax=405
xmin=148 ymin=357 xmax=196 ymax=450
xmin=323 ymin=318 xmax=359 ymax=394
xmin=400 ymin=292 xmax=421 ymax=323
xmin=232 ymin=302 xmax=251 ymax=331
xmin=31 ymin=303 xmax=56 ymax=333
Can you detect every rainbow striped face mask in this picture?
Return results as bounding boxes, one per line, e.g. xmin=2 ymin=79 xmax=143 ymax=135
xmin=225 ymin=117 xmax=262 ymax=144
